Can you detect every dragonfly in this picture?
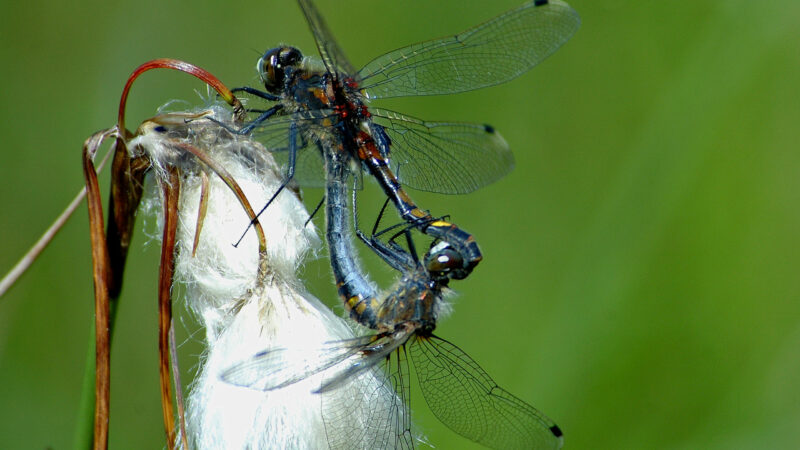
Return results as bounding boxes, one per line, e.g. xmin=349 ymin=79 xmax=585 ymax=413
xmin=221 ymin=150 xmax=564 ymax=449
xmin=223 ymin=234 xmax=564 ymax=449
xmin=231 ymin=0 xmax=581 ymax=280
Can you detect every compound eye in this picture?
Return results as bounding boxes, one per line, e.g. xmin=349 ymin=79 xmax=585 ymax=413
xmin=426 ymin=248 xmax=463 ymax=276
xmin=259 ymin=47 xmax=301 ymax=93
xmin=280 ymin=47 xmax=302 ymax=66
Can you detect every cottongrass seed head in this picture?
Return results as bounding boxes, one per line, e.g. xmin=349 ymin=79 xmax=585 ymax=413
xmin=131 ymin=104 xmax=401 ymax=449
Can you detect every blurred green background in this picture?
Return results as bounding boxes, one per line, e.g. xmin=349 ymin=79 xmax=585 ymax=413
xmin=2 ymin=0 xmax=799 ymax=448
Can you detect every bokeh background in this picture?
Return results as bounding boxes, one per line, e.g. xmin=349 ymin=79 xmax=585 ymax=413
xmin=2 ymin=0 xmax=799 ymax=448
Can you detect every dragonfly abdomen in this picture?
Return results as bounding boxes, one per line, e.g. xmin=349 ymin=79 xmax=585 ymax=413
xmin=325 ymin=149 xmax=383 ymax=329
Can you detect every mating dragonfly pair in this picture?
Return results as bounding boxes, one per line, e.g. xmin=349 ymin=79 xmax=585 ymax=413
xmin=221 ymin=0 xmax=579 ymax=448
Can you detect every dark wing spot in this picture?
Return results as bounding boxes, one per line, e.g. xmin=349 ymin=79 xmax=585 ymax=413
xmin=483 ymin=124 xmax=496 ymax=134
xmin=550 ymin=424 xmax=563 ymax=438
xmin=154 ymin=125 xmax=167 ymax=133
xmin=535 ymin=0 xmax=549 ymax=6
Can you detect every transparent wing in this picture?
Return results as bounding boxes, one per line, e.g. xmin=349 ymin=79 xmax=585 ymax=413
xmin=410 ymin=335 xmax=564 ymax=450
xmin=315 ymin=332 xmax=406 ymax=393
xmin=220 ymin=333 xmax=406 ymax=393
xmin=220 ymin=337 xmax=366 ymax=391
xmin=297 ymin=0 xmax=358 ymax=78
xmin=246 ymin=109 xmax=336 ymax=188
xmin=247 ymin=115 xmax=295 ymax=150
xmin=372 ymin=108 xmax=513 ymax=194
xmin=322 ymin=346 xmax=416 ymax=450
xmin=222 ymin=334 xmax=417 ymax=449
xmin=270 ymin=141 xmax=326 ymax=189
xmin=358 ymin=0 xmax=580 ymax=99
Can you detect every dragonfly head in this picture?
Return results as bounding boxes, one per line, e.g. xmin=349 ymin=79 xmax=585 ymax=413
xmin=258 ymin=46 xmax=303 ymax=94
xmin=424 ymin=242 xmax=465 ymax=284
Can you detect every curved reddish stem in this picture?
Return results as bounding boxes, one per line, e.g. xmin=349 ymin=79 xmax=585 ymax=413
xmin=118 ymin=58 xmax=244 ymax=132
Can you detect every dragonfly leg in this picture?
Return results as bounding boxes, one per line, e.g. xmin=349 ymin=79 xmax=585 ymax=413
xmin=234 ymin=121 xmax=298 ymax=246
xmin=350 ymin=182 xmax=416 ymax=273
xmin=205 ymin=103 xmax=283 ymax=136
xmin=303 ymin=195 xmax=325 ymax=228
xmin=231 ymin=86 xmax=280 ymax=102
xmin=362 ymin=195 xmax=431 ymax=246
xmin=239 ymin=104 xmax=283 ymax=135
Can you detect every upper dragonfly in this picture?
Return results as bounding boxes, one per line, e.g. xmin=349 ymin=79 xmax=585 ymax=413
xmin=233 ymin=0 xmax=580 ymax=277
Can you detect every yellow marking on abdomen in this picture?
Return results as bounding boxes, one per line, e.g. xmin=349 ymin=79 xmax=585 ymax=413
xmin=347 ymin=296 xmax=361 ymax=309
xmin=430 ymin=220 xmax=452 ymax=227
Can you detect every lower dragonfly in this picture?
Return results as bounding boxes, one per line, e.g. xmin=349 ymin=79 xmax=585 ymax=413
xmin=222 ymin=151 xmax=563 ymax=449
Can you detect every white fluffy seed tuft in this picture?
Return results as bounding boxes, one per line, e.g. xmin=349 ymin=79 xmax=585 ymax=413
xmin=133 ymin=105 xmax=399 ymax=449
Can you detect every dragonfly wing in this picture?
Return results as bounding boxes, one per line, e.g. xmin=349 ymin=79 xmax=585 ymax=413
xmin=359 ymin=0 xmax=580 ymax=99
xmin=296 ymin=0 xmax=358 ymax=77
xmin=372 ymin=109 xmax=513 ymax=194
xmin=410 ymin=335 xmax=564 ymax=450
xmin=247 ymin=113 xmax=295 ymax=150
xmin=222 ymin=334 xmax=418 ymax=448
xmin=316 ymin=332 xmax=406 ymax=393
xmin=222 ymin=334 xmax=399 ymax=392
xmin=271 ymin=140 xmax=326 ymax=189
xmin=322 ymin=346 xmax=416 ymax=450
xmin=249 ymin=111 xmax=336 ymax=188
xmin=220 ymin=339 xmax=364 ymax=391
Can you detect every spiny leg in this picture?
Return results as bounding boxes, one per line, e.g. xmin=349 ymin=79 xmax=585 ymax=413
xmin=235 ymin=120 xmax=298 ymax=247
